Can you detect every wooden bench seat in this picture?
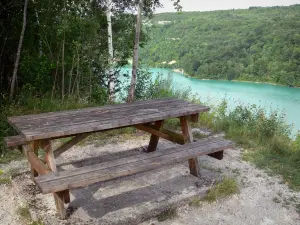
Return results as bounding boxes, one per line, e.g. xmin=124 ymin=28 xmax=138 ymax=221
xmin=4 ymin=135 xmax=26 ymax=148
xmin=35 ymin=137 xmax=233 ymax=194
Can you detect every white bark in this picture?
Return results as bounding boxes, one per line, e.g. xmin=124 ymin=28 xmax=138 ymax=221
xmin=128 ymin=0 xmax=143 ymax=102
xmin=106 ymin=0 xmax=115 ymax=102
xmin=34 ymin=6 xmax=43 ymax=57
xmin=9 ymin=0 xmax=28 ymax=102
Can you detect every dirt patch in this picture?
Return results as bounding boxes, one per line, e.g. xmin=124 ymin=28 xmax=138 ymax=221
xmin=144 ymin=146 xmax=300 ymax=225
xmin=0 ymin=133 xmax=300 ymax=225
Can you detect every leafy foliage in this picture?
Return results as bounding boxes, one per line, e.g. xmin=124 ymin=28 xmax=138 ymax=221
xmin=0 ymin=0 xmax=148 ymax=100
xmin=140 ymin=5 xmax=300 ymax=87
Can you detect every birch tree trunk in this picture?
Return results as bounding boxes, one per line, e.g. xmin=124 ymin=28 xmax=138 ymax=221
xmin=127 ymin=0 xmax=143 ymax=102
xmin=61 ymin=32 xmax=65 ymax=100
xmin=34 ymin=5 xmax=43 ymax=57
xmin=9 ymin=0 xmax=28 ymax=102
xmin=106 ymin=0 xmax=115 ymax=102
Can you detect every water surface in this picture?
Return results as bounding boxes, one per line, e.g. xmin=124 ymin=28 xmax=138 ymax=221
xmin=122 ymin=67 xmax=300 ymax=136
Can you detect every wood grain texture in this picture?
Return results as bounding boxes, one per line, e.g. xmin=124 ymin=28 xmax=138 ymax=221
xmin=145 ymin=120 xmax=163 ymax=152
xmin=34 ymin=138 xmax=233 ymax=194
xmin=4 ymin=135 xmax=26 ymax=147
xmin=28 ymin=141 xmax=40 ymax=177
xmin=8 ymin=99 xmax=210 ymax=141
xmin=44 ymin=139 xmax=57 ymax=172
xmin=27 ymin=151 xmax=50 ymax=175
xmin=187 ymin=113 xmax=199 ymax=123
xmin=42 ymin=139 xmax=68 ymax=218
xmin=135 ymin=123 xmax=185 ymax=145
xmin=180 ymin=116 xmax=200 ymax=177
xmin=53 ymin=191 xmax=66 ymax=219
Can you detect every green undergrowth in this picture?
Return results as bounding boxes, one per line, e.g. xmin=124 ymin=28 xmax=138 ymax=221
xmin=198 ymin=99 xmax=300 ymax=191
xmin=17 ymin=205 xmax=44 ymax=225
xmin=0 ymin=169 xmax=11 ymax=184
xmin=203 ymin=177 xmax=239 ymax=202
xmin=188 ymin=177 xmax=238 ymax=207
xmin=157 ymin=207 xmax=178 ymax=222
xmin=188 ymin=197 xmax=202 ymax=207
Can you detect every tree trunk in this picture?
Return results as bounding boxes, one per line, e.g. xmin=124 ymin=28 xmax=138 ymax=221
xmin=127 ymin=0 xmax=143 ymax=103
xmin=34 ymin=6 xmax=43 ymax=57
xmin=9 ymin=0 xmax=28 ymax=102
xmin=51 ymin=46 xmax=61 ymax=101
xmin=106 ymin=0 xmax=115 ymax=102
xmin=61 ymin=32 xmax=65 ymax=100
xmin=68 ymin=55 xmax=75 ymax=98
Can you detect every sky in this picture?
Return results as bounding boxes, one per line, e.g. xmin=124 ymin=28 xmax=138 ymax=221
xmin=155 ymin=0 xmax=300 ymax=13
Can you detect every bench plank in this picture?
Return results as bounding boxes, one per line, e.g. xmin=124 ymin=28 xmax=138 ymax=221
xmin=35 ymin=138 xmax=233 ymax=194
xmin=4 ymin=135 xmax=26 ymax=148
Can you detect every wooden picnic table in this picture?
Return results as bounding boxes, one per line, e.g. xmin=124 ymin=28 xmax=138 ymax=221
xmin=5 ymin=98 xmax=233 ymax=219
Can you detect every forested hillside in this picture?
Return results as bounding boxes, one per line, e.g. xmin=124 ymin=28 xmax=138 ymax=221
xmin=140 ymin=5 xmax=300 ymax=87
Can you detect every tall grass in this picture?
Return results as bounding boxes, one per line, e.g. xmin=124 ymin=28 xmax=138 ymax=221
xmin=198 ymin=100 xmax=300 ymax=190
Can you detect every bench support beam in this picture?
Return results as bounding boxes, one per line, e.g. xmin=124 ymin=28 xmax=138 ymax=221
xmin=147 ymin=120 xmax=164 ymax=152
xmin=43 ymin=139 xmax=67 ymax=219
xmin=135 ymin=123 xmax=186 ymax=145
xmin=26 ymin=141 xmax=40 ymax=178
xmin=180 ymin=116 xmax=201 ymax=177
xmin=27 ymin=151 xmax=50 ymax=175
xmin=54 ymin=133 xmax=90 ymax=158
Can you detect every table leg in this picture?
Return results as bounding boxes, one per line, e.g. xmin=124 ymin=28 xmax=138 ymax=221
xmin=28 ymin=141 xmax=39 ymax=178
xmin=43 ymin=139 xmax=67 ymax=219
xmin=147 ymin=120 xmax=164 ymax=152
xmin=180 ymin=116 xmax=200 ymax=177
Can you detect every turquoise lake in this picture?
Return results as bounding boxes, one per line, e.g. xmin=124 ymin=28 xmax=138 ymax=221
xmin=122 ymin=67 xmax=300 ymax=136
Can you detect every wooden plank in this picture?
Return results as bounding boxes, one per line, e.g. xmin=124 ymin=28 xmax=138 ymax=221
xmin=27 ymin=151 xmax=50 ymax=175
xmin=22 ymin=144 xmax=38 ymax=177
xmin=27 ymin=141 xmax=40 ymax=177
xmin=4 ymin=135 xmax=26 ymax=148
xmin=44 ymin=139 xmax=57 ymax=172
xmin=9 ymin=99 xmax=189 ymax=132
xmin=61 ymin=189 xmax=70 ymax=204
xmin=16 ymin=100 xmax=197 ymax=131
xmin=147 ymin=120 xmax=163 ymax=152
xmin=54 ymin=133 xmax=90 ymax=157
xmin=43 ymin=139 xmax=67 ymax=218
xmin=35 ymin=138 xmax=224 ymax=183
xmin=135 ymin=124 xmax=185 ymax=144
xmin=187 ymin=113 xmax=199 ymax=123
xmin=8 ymin=99 xmax=210 ymax=141
xmin=9 ymin=98 xmax=180 ymax=122
xmin=21 ymin=105 xmax=209 ymax=141
xmin=35 ymin=138 xmax=233 ymax=194
xmin=53 ymin=191 xmax=67 ymax=219
xmin=180 ymin=116 xmax=200 ymax=177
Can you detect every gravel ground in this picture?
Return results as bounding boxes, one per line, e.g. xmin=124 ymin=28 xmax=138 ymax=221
xmin=0 ymin=133 xmax=300 ymax=225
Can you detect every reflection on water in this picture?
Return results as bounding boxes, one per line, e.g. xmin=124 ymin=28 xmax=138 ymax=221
xmin=121 ymin=67 xmax=300 ymax=135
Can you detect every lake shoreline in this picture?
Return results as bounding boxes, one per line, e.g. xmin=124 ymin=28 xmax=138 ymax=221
xmin=171 ymin=68 xmax=299 ymax=89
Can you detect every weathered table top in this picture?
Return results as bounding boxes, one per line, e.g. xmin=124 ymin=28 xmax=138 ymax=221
xmin=8 ymin=99 xmax=210 ymax=141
